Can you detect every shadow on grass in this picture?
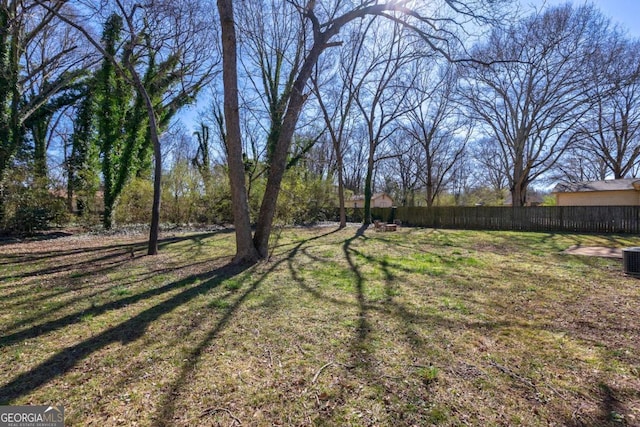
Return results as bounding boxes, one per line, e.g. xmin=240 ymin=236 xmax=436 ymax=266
xmin=2 ymin=255 xmax=221 ymax=313
xmin=0 ymin=231 xmax=234 ymax=341
xmin=0 ymin=259 xmax=248 ymax=405
xmin=561 ymin=382 xmax=636 ymax=427
xmin=0 ymin=232 xmax=224 ymax=281
xmin=0 ymin=256 xmax=230 ymax=346
xmin=151 ymin=227 xmax=342 ymax=426
xmin=0 ymin=231 xmax=74 ymax=245
xmin=150 ymin=262 xmax=273 ymax=426
xmin=342 ymin=224 xmax=370 ymax=349
xmin=3 ymin=226 xmax=636 ymax=423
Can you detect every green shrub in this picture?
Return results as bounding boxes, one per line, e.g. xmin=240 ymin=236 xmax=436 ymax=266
xmin=275 ymin=167 xmax=337 ymax=225
xmin=2 ymin=185 xmax=69 ymax=234
xmin=114 ymin=178 xmax=154 ymax=224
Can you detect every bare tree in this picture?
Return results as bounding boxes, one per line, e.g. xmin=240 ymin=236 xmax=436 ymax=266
xmin=353 ymin=19 xmax=416 ymax=224
xmin=552 ymin=148 xmax=608 ymax=183
xmin=378 ymin=128 xmax=422 ymax=206
xmin=462 ymin=4 xmax=610 ymax=206
xmin=577 ymin=37 xmax=640 ymax=179
xmin=471 ymin=137 xmax=509 ymax=194
xmin=217 ymin=0 xmax=508 ymax=261
xmin=311 ymin=22 xmax=371 ymax=228
xmin=342 ymin=124 xmax=369 ymax=196
xmin=404 ymin=59 xmax=468 ymax=207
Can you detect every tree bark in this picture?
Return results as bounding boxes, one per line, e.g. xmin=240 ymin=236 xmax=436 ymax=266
xmin=217 ymin=0 xmax=259 ymax=263
xmin=363 ymin=150 xmax=374 ymax=225
xmin=126 ymin=71 xmax=162 ymax=256
xmin=252 ymin=39 xmax=327 ymax=257
xmin=336 ymin=153 xmax=347 ymax=229
xmin=511 ymin=153 xmax=527 ymax=207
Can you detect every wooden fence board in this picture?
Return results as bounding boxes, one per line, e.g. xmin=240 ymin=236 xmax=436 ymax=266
xmin=345 ymin=206 xmax=640 ymax=234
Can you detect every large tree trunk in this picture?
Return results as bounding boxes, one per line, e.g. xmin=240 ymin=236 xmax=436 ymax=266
xmin=511 ymin=155 xmax=527 ymax=207
xmin=217 ymin=0 xmax=259 ymax=263
xmin=220 ymin=2 xmax=414 ymax=259
xmin=252 ymin=40 xmax=327 ymax=257
xmin=426 ymin=171 xmax=434 ymax=207
xmin=511 ymin=185 xmax=527 ymax=207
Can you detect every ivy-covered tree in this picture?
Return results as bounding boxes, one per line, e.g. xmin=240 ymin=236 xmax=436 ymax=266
xmin=95 ymin=14 xmax=134 ymax=229
xmin=0 ymin=2 xmax=25 ymax=217
xmin=68 ymin=84 xmax=99 ymax=217
xmin=95 ymin=13 xmax=201 ymax=230
xmin=24 ymin=74 xmax=86 ymax=182
xmin=1 ymin=1 xmax=87 ymax=226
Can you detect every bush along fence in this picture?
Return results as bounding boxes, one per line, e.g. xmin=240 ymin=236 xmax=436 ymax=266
xmin=332 ymin=206 xmax=640 ymax=234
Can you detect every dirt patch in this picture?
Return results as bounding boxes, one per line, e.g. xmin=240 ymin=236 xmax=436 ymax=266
xmin=564 ymin=245 xmax=623 ymax=258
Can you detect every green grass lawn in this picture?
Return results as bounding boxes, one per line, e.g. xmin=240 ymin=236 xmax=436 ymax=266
xmin=1 ymin=226 xmax=639 ymax=426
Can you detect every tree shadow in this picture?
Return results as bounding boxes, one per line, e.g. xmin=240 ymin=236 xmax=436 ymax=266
xmin=0 ymin=256 xmax=230 ymax=344
xmin=342 ymin=224 xmax=369 ymax=347
xmin=151 ymin=227 xmax=342 ymax=426
xmin=2 ymin=232 xmax=228 ymax=296
xmin=0 ymin=230 xmax=74 ymax=244
xmin=0 ymin=261 xmax=248 ymax=404
xmin=3 ymin=226 xmax=636 ymax=423
xmin=2 ymin=256 xmax=221 ymax=311
xmin=0 ymin=232 xmax=222 ymax=281
xmin=150 ymin=264 xmax=273 ymax=426
xmin=562 ymin=382 xmax=637 ymax=426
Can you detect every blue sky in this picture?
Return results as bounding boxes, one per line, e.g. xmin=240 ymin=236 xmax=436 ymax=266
xmin=592 ymin=0 xmax=640 ymax=37
xmin=176 ymin=1 xmax=640 ymax=133
xmin=523 ymin=0 xmax=640 ymax=37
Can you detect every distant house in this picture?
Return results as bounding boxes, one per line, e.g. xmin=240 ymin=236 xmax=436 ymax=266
xmin=552 ymin=179 xmax=640 ymax=206
xmin=503 ymin=192 xmax=545 ymax=207
xmin=350 ymin=193 xmax=394 ymax=208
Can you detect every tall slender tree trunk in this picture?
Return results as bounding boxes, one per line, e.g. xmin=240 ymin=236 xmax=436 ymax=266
xmin=363 ymin=148 xmax=375 ymax=225
xmin=336 ymin=153 xmax=347 ymax=229
xmin=66 ymin=173 xmax=75 ymax=214
xmin=426 ymin=162 xmax=434 ymax=208
xmin=139 ymin=85 xmax=161 ymax=255
xmin=103 ymin=202 xmax=114 ymax=229
xmin=217 ymin=0 xmax=259 ymax=263
xmin=0 ymin=169 xmax=5 ymax=227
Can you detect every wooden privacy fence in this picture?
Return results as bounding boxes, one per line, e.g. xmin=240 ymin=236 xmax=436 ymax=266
xmin=360 ymin=206 xmax=640 ymax=234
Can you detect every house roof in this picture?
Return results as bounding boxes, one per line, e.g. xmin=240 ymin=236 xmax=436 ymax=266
xmin=552 ymin=178 xmax=640 ymax=193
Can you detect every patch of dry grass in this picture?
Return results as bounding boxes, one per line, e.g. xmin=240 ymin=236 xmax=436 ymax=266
xmin=1 ymin=226 xmax=639 ymax=426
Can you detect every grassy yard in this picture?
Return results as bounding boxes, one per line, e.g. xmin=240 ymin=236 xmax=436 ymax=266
xmin=1 ymin=226 xmax=639 ymax=426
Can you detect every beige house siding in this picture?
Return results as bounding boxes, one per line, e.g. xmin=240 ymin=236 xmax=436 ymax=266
xmin=374 ymin=194 xmax=394 ymax=208
xmin=556 ymin=190 xmax=640 ymax=206
xmin=351 ymin=193 xmax=394 ymax=208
